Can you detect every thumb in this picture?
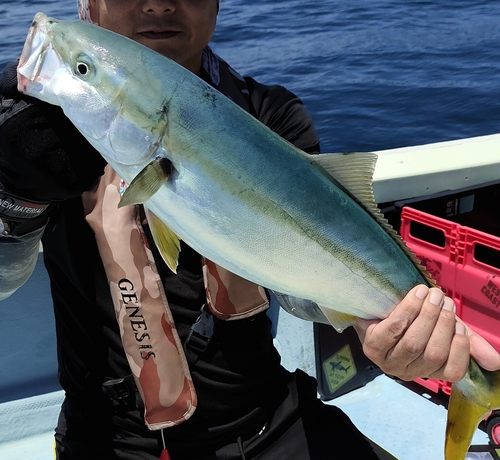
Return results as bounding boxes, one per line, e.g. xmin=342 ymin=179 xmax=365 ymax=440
xmin=466 ymin=321 xmax=500 ymax=371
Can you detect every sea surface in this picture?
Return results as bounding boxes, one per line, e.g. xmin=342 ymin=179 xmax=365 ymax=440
xmin=1 ymin=0 xmax=499 ymax=153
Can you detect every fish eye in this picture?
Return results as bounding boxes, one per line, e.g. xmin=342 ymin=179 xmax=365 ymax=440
xmin=76 ymin=62 xmax=89 ymax=76
xmin=74 ymin=55 xmax=94 ymax=80
xmin=76 ymin=62 xmax=89 ymax=75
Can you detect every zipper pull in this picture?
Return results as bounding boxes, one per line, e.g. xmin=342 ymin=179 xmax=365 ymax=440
xmin=160 ymin=449 xmax=171 ymax=460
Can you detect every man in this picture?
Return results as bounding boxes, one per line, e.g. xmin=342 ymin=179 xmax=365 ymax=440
xmin=0 ymin=1 xmax=499 ymax=459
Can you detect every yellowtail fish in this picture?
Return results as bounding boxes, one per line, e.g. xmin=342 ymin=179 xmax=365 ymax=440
xmin=16 ymin=13 xmax=500 ymax=459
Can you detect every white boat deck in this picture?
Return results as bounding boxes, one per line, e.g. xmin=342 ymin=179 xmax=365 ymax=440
xmin=0 ymin=310 xmax=493 ymax=460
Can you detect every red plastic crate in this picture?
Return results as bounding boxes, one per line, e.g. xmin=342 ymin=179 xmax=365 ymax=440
xmin=399 ymin=207 xmax=500 ymax=395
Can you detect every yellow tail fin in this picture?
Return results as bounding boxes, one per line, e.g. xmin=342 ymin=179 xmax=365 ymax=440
xmin=445 ymin=360 xmax=500 ymax=460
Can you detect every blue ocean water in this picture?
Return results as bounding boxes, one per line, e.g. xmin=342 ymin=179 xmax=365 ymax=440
xmin=1 ymin=0 xmax=499 ymax=153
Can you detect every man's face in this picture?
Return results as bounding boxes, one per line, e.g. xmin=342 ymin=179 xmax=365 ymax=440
xmin=89 ymin=0 xmax=218 ymax=73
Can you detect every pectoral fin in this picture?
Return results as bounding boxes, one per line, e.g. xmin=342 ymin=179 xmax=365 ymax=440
xmin=145 ymin=208 xmax=181 ymax=273
xmin=445 ymin=360 xmax=500 ymax=460
xmin=318 ymin=304 xmax=358 ymax=332
xmin=119 ymin=158 xmax=172 ymax=208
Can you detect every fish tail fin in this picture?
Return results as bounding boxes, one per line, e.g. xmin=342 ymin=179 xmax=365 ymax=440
xmin=445 ymin=361 xmax=500 ymax=460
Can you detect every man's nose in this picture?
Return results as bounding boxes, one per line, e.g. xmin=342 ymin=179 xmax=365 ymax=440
xmin=142 ymin=0 xmax=175 ymax=14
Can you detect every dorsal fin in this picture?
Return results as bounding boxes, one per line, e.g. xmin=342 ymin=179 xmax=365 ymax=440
xmin=312 ymin=152 xmax=378 ymax=207
xmin=312 ymin=152 xmax=437 ymax=288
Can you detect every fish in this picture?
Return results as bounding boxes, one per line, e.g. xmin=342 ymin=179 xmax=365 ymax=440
xmin=16 ymin=12 xmax=500 ymax=460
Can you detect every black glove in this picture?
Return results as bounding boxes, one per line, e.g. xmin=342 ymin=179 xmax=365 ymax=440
xmin=0 ymin=60 xmax=107 ymax=202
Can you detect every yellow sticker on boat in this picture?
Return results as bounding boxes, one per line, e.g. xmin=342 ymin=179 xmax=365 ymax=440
xmin=323 ymin=344 xmax=357 ymax=394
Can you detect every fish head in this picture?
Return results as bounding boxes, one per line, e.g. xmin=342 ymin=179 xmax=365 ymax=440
xmin=17 ymin=12 xmax=172 ymax=167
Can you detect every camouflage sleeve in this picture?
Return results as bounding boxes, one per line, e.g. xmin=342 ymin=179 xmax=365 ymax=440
xmin=245 ymin=76 xmax=321 ymax=154
xmin=0 ymin=226 xmax=44 ymax=301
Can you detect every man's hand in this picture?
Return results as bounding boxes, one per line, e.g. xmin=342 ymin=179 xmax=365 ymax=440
xmin=0 ymin=60 xmax=106 ymax=202
xmin=353 ymin=285 xmax=500 ymax=382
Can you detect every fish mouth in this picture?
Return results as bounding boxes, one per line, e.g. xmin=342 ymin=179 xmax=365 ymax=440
xmin=17 ymin=12 xmax=51 ymax=95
